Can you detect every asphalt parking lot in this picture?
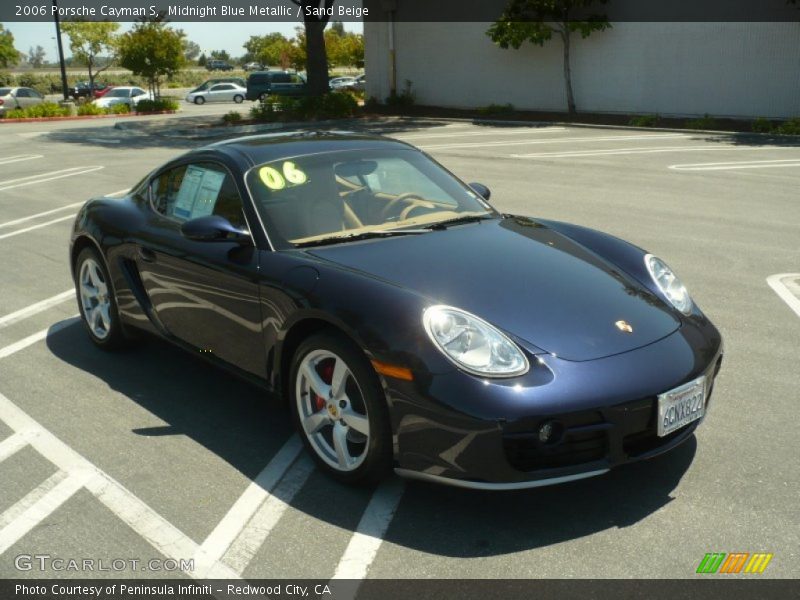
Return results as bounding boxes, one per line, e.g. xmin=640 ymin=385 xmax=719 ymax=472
xmin=0 ymin=113 xmax=798 ymax=584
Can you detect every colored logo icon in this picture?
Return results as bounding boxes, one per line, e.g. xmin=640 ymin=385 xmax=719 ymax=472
xmin=696 ymin=552 xmax=773 ymax=574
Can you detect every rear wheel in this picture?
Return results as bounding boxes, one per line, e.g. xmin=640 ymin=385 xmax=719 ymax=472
xmin=290 ymin=331 xmax=392 ymax=484
xmin=194 ymin=96 xmax=206 ymax=105
xmin=233 ymin=95 xmax=244 ymax=104
xmin=74 ymin=247 xmax=129 ymax=350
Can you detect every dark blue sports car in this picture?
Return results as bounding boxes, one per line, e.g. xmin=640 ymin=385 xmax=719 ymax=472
xmin=70 ymin=132 xmax=723 ymax=489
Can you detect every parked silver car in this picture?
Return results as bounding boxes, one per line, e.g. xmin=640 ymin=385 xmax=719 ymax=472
xmin=0 ymin=87 xmax=45 ymax=115
xmin=185 ymin=83 xmax=247 ymax=105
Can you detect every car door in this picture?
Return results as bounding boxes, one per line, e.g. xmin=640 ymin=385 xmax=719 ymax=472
xmin=14 ymin=88 xmax=32 ymax=108
xmin=136 ymin=159 xmax=266 ymax=377
xmin=209 ymin=84 xmax=233 ymax=102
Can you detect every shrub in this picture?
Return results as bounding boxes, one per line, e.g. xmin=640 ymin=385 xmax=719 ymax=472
xmin=751 ymin=117 xmax=773 ymax=134
xmin=251 ymin=91 xmax=357 ymax=122
xmin=773 ymin=118 xmax=800 ymax=136
xmin=135 ymin=98 xmax=179 ymax=113
xmin=629 ymin=114 xmax=659 ymax=127
xmin=77 ymin=103 xmax=107 ymax=116
xmin=3 ymin=102 xmax=71 ymax=119
xmin=685 ymin=113 xmax=717 ymax=130
xmin=222 ymin=111 xmax=242 ymax=124
xmin=478 ymin=103 xmax=515 ymax=116
xmin=110 ymin=103 xmax=130 ymax=115
xmin=386 ymin=79 xmax=416 ymax=108
xmin=0 ymin=71 xmax=12 ymax=86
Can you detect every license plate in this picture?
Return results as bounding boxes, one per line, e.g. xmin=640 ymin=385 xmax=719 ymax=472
xmin=657 ymin=376 xmax=706 ymax=437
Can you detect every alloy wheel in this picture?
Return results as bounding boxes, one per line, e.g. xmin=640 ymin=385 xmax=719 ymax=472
xmin=295 ymin=350 xmax=370 ymax=472
xmin=78 ymin=258 xmax=111 ymax=340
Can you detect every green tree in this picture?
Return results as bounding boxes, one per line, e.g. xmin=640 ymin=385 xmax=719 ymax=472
xmin=209 ymin=49 xmax=231 ymax=62
xmin=118 ymin=21 xmax=185 ymax=99
xmin=243 ymin=33 xmax=295 ymax=68
xmin=183 ymin=40 xmax=201 ymax=63
xmin=290 ymin=0 xmax=335 ymax=95
xmin=28 ymin=45 xmax=46 ymax=69
xmin=0 ymin=24 xmax=20 ymax=68
xmin=487 ymin=0 xmax=611 ymax=115
xmin=61 ymin=22 xmax=120 ymax=92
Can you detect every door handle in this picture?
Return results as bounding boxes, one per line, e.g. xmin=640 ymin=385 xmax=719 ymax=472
xmin=138 ymin=247 xmax=156 ymax=263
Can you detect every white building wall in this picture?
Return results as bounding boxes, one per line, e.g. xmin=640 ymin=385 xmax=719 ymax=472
xmin=365 ymin=21 xmax=800 ymax=119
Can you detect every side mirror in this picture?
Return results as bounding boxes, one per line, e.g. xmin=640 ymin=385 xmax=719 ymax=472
xmin=469 ymin=182 xmax=491 ymax=201
xmin=181 ymin=215 xmax=251 ymax=244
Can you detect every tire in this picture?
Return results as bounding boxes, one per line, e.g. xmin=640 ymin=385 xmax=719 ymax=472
xmin=290 ymin=331 xmax=392 ymax=485
xmin=74 ymin=247 xmax=129 ymax=350
xmin=194 ymin=96 xmax=206 ymax=105
xmin=233 ymin=95 xmax=244 ymax=104
xmin=258 ymin=93 xmax=267 ymax=102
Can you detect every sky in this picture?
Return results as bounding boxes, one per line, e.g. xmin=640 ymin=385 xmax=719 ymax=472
xmin=3 ymin=21 xmax=363 ymax=61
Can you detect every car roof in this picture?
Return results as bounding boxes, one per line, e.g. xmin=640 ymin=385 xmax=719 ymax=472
xmin=203 ymin=131 xmax=414 ymax=167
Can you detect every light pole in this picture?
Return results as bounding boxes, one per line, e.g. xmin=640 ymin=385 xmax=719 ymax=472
xmin=52 ymin=0 xmax=70 ymax=101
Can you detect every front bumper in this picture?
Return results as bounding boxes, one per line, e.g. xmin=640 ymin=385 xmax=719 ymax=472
xmin=388 ymin=320 xmax=723 ymax=489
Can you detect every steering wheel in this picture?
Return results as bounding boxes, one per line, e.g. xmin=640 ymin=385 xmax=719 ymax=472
xmin=380 ymin=193 xmax=428 ymax=221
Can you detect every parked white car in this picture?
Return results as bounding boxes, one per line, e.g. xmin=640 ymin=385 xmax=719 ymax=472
xmin=93 ymin=87 xmax=152 ymax=109
xmin=0 ymin=86 xmax=45 ymax=116
xmin=185 ymin=83 xmax=247 ymax=105
xmin=329 ymin=77 xmax=358 ymax=91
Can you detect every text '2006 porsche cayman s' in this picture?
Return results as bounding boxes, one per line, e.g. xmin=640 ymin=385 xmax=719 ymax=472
xmin=70 ymin=131 xmax=723 ymax=489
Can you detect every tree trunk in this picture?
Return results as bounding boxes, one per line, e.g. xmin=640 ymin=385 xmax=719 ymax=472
xmin=305 ymin=19 xmax=329 ymax=96
xmin=562 ymin=27 xmax=576 ymax=115
xmin=88 ymin=57 xmax=95 ymax=98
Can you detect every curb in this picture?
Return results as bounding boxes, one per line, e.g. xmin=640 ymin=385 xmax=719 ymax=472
xmin=0 ymin=110 xmax=178 ymax=124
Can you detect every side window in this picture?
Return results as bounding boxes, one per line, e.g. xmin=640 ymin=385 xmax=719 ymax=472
xmin=150 ymin=163 xmax=246 ymax=228
xmin=289 ymin=74 xmax=303 ymax=84
xmin=16 ymin=89 xmax=30 ymax=98
xmin=272 ymin=73 xmax=290 ymax=84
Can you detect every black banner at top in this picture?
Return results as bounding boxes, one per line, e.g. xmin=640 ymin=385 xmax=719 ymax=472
xmin=2 ymin=0 xmax=800 ymax=22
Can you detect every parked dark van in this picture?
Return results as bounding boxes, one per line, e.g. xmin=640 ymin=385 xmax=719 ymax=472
xmin=246 ymin=71 xmax=307 ymax=101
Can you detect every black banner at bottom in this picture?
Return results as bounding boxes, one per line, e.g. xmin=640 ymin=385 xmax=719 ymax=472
xmin=1 ymin=579 xmax=797 ymax=600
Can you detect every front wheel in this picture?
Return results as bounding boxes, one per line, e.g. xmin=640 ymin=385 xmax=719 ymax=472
xmin=74 ymin=247 xmax=129 ymax=350
xmin=194 ymin=96 xmax=206 ymax=105
xmin=290 ymin=331 xmax=392 ymax=484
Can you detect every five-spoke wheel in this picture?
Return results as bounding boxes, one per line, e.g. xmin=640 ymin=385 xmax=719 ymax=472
xmin=290 ymin=332 xmax=392 ymax=483
xmin=74 ymin=247 xmax=128 ymax=349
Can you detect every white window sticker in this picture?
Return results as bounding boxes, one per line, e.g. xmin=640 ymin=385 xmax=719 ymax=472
xmin=173 ymin=166 xmax=226 ymax=220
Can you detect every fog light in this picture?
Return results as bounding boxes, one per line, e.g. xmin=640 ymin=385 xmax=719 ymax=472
xmin=538 ymin=421 xmax=554 ymax=443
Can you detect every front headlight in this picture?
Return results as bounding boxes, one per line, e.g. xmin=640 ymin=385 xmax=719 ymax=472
xmin=645 ymin=254 xmax=693 ymax=315
xmin=423 ymin=305 xmax=529 ymax=377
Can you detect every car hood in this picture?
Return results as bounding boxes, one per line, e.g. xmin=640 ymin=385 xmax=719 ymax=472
xmin=306 ymin=216 xmax=681 ymax=362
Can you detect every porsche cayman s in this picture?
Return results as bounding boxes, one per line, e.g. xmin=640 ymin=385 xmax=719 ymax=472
xmin=70 ymin=131 xmax=723 ymax=489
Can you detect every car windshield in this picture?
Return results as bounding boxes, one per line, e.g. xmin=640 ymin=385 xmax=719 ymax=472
xmin=105 ymin=89 xmax=128 ymax=98
xmin=246 ymin=147 xmax=494 ymax=248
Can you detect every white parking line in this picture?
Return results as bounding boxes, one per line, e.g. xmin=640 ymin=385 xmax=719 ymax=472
xmin=0 ymin=215 xmax=75 ymax=241
xmin=397 ymin=127 xmax=566 ymax=140
xmin=421 ymin=133 xmax=688 ymax=151
xmin=0 ymin=291 xmax=74 ymax=330
xmin=0 ymin=317 xmax=78 ymax=360
xmin=0 ymin=470 xmax=93 ymax=557
xmin=0 ymin=384 xmax=241 ymax=579
xmin=0 ymin=187 xmax=129 ymax=239
xmin=332 ymin=478 xmax=405 ymax=580
xmin=0 ymin=166 xmax=104 ymax=193
xmin=0 ymin=202 xmax=84 ymax=229
xmin=669 ymin=159 xmax=800 ymax=171
xmin=0 ymin=430 xmax=32 ymax=463
xmin=0 ymin=471 xmax=69 ymax=531
xmin=767 ymin=274 xmax=800 ymax=319
xmin=512 ymin=146 xmax=799 ymax=159
xmin=0 ymin=154 xmax=43 ymax=166
xmin=194 ymin=435 xmax=303 ymax=575
xmin=221 ymin=455 xmax=316 ymax=574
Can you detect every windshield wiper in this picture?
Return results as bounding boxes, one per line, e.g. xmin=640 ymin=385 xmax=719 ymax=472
xmin=425 ymin=214 xmax=494 ymax=230
xmin=295 ymin=228 xmax=428 ymax=248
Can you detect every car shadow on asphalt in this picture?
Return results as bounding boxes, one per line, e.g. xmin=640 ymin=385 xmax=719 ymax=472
xmin=46 ymin=320 xmax=696 ymax=558
xmin=42 ymin=117 xmax=566 ymax=151
xmin=696 ymin=132 xmax=800 ymax=147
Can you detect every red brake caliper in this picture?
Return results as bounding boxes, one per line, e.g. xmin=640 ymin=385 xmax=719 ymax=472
xmin=313 ymin=360 xmax=334 ymax=411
